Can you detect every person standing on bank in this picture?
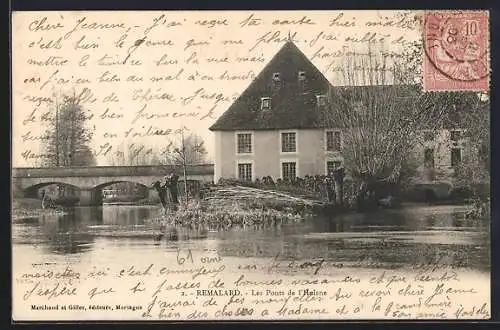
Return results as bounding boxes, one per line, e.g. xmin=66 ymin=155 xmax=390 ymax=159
xmin=161 ymin=174 xmax=172 ymax=207
xmin=152 ymin=180 xmax=167 ymax=209
xmin=41 ymin=189 xmax=46 ymax=209
xmin=324 ymin=171 xmax=336 ymax=204
xmin=333 ymin=166 xmax=346 ymax=209
xmin=167 ymin=172 xmax=180 ymax=206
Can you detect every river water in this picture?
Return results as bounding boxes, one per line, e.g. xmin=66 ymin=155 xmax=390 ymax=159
xmin=12 ymin=204 xmax=490 ymax=272
xmin=11 ymin=204 xmax=492 ymax=320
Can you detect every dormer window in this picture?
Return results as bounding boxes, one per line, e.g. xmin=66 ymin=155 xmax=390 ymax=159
xmin=316 ymin=94 xmax=327 ymax=106
xmin=261 ymin=97 xmax=271 ymax=110
xmin=298 ymin=71 xmax=306 ymax=81
xmin=272 ymin=72 xmax=281 ymax=82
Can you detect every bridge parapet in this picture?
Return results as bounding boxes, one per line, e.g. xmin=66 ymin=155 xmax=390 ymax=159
xmin=12 ymin=164 xmax=214 ymax=178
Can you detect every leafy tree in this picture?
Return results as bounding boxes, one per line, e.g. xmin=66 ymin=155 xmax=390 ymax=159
xmin=38 ymin=92 xmax=95 ymax=198
xmin=42 ymin=93 xmax=96 ymax=167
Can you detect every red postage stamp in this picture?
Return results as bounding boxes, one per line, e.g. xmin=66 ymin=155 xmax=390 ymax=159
xmin=423 ymin=10 xmax=489 ymax=92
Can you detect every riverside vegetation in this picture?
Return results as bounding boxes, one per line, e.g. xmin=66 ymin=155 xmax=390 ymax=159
xmin=74 ymin=190 xmax=310 ymax=241
xmin=146 ymin=185 xmax=315 ymax=232
xmin=12 ymin=198 xmax=67 ymax=220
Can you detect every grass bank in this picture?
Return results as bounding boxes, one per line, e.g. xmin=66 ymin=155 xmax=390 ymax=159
xmin=11 ymin=198 xmax=67 ymax=220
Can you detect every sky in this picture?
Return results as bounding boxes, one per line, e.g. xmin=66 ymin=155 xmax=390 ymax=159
xmin=12 ymin=10 xmax=421 ymax=167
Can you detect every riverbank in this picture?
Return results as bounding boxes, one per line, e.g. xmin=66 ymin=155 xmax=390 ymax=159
xmin=146 ymin=185 xmax=319 ymax=229
xmin=11 ymin=198 xmax=67 ymax=220
xmin=145 ymin=184 xmax=491 ymax=230
xmin=103 ymin=201 xmax=155 ymax=206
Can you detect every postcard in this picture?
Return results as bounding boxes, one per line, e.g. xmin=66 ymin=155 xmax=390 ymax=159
xmin=11 ymin=10 xmax=491 ymax=321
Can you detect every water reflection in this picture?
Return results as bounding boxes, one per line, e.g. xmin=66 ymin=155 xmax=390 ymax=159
xmin=311 ymin=206 xmax=489 ymax=233
xmin=15 ymin=210 xmax=99 ymax=255
xmin=11 ymin=204 xmax=490 ymax=271
xmin=101 ymin=206 xmax=149 ymax=226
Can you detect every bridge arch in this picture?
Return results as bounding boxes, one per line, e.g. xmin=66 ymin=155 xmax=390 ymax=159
xmin=24 ymin=182 xmax=81 ymax=199
xmin=91 ymin=180 xmax=152 ymax=205
xmin=93 ymin=180 xmax=150 ymax=191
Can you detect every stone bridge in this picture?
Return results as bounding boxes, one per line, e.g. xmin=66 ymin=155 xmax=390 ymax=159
xmin=12 ymin=164 xmax=214 ymax=206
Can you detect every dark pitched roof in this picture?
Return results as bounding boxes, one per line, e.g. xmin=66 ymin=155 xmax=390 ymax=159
xmin=209 ymin=41 xmax=476 ymax=132
xmin=209 ymin=41 xmax=335 ymax=131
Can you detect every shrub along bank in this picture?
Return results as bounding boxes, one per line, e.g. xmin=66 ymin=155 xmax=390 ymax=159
xmin=12 ymin=198 xmax=67 ymax=219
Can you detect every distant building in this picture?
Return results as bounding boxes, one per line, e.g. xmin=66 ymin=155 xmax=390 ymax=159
xmin=209 ymin=40 xmax=482 ymax=184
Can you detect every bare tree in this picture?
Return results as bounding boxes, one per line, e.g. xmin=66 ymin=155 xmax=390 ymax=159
xmin=104 ymin=142 xmax=163 ymax=197
xmin=325 ymin=43 xmax=449 ymax=202
xmin=106 ymin=142 xmax=126 ymax=166
xmin=450 ymin=93 xmax=490 ymax=196
xmin=161 ymin=133 xmax=207 ymax=166
xmin=160 ymin=131 xmax=208 ymax=203
xmin=106 ymin=142 xmax=164 ymax=166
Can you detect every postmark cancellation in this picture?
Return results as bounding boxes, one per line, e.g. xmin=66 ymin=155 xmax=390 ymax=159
xmin=424 ymin=10 xmax=489 ymax=92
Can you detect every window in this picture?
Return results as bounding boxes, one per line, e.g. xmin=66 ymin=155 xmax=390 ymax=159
xmin=326 ymin=130 xmax=341 ymax=152
xmin=450 ymin=130 xmax=462 ymax=144
xmin=451 ymin=148 xmax=462 ymax=167
xmin=281 ymin=132 xmax=297 ymax=153
xmin=261 ymin=97 xmax=271 ymax=110
xmin=326 ymin=160 xmax=342 ymax=175
xmin=316 ymin=94 xmax=327 ymax=106
xmin=424 ymin=148 xmax=435 ymax=168
xmin=479 ymin=143 xmax=489 ymax=168
xmin=237 ymin=133 xmax=252 ymax=154
xmin=424 ymin=131 xmax=435 ymax=142
xmin=272 ymin=72 xmax=281 ymax=82
xmin=238 ymin=163 xmax=253 ymax=181
xmin=282 ymin=162 xmax=297 ymax=180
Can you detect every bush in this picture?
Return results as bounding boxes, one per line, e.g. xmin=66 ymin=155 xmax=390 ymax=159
xmin=470 ymin=183 xmax=490 ymax=201
xmin=103 ymin=195 xmax=144 ymax=203
xmin=53 ymin=196 xmax=80 ymax=207
xmin=450 ymin=186 xmax=473 ymax=201
xmin=148 ymin=198 xmax=307 ymax=231
xmin=465 ymin=199 xmax=490 ymax=220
